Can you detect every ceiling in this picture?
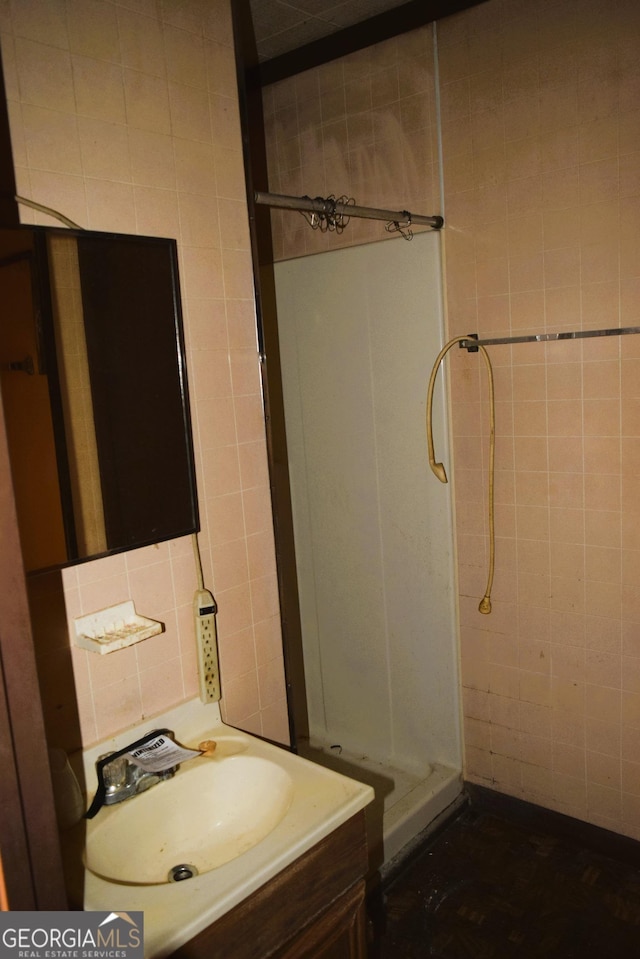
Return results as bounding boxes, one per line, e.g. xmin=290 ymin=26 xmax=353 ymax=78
xmin=249 ymin=0 xmax=413 ymax=63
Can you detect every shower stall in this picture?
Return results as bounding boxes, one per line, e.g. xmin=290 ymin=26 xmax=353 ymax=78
xmin=274 ymin=230 xmax=462 ymax=868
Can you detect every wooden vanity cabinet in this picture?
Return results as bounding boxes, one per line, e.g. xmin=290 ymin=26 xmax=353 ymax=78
xmin=170 ymin=811 xmax=368 ymax=959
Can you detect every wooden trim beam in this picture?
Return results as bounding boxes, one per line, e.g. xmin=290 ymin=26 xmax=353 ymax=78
xmin=258 ymin=0 xmax=487 ymax=85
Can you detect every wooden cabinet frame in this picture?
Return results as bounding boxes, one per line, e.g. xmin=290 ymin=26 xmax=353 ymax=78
xmin=0 ymin=387 xmax=67 ymax=908
xmin=0 ymin=48 xmax=66 ymax=910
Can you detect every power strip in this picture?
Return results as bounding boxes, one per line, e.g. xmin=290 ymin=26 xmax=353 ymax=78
xmin=194 ymin=588 xmax=221 ymax=703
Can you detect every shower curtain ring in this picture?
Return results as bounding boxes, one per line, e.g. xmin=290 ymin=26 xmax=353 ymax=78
xmin=386 ymin=213 xmax=413 ymax=240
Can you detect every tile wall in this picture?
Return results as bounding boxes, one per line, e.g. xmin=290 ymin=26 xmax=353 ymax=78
xmin=263 ymin=23 xmax=439 ymax=258
xmin=0 ymin=0 xmax=289 ymax=748
xmin=263 ymin=0 xmax=640 ymax=838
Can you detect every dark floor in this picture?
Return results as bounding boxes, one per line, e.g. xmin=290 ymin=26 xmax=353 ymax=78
xmin=370 ymin=803 xmax=640 ymax=958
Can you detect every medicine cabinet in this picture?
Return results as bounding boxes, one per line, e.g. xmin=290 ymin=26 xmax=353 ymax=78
xmin=0 ymin=226 xmax=199 ymax=573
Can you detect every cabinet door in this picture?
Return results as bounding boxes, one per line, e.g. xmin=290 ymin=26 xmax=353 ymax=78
xmin=275 ymin=880 xmax=367 ymax=959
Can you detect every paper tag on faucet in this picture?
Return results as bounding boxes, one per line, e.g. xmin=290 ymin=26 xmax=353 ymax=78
xmin=126 ymin=734 xmax=201 ymax=772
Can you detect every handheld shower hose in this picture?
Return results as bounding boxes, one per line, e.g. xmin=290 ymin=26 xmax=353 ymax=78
xmin=426 ymin=336 xmax=495 ymax=615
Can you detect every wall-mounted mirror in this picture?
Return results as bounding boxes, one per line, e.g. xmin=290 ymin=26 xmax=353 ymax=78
xmin=0 ymin=225 xmax=199 ymax=573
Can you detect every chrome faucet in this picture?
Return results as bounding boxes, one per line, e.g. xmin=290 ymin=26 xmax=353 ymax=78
xmin=85 ymin=728 xmax=179 ymax=819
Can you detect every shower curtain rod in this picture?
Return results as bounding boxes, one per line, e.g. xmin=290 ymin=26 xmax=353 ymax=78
xmin=459 ymin=326 xmax=640 ymax=351
xmin=254 ymin=191 xmax=444 ymax=230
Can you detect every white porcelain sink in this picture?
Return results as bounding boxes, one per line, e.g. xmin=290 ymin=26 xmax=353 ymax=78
xmin=80 ymin=700 xmax=374 ymax=957
xmin=85 ymin=746 xmax=294 ymax=885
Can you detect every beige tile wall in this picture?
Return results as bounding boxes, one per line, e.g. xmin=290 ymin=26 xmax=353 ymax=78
xmin=263 ymin=24 xmax=440 ymax=258
xmin=264 ymin=0 xmax=640 ymax=837
xmin=0 ymin=0 xmax=289 ymax=747
xmin=441 ymin=0 xmax=640 ymax=838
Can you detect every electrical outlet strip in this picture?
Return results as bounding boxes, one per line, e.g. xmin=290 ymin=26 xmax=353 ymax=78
xmin=194 ymin=588 xmax=221 ymax=703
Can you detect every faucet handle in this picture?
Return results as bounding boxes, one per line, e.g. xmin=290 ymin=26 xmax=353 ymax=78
xmin=101 ymin=753 xmax=128 ymax=791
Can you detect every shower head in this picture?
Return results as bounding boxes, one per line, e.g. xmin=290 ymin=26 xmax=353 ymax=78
xmin=478 ymin=595 xmax=492 ymax=614
xmin=430 ymin=461 xmax=448 ymax=484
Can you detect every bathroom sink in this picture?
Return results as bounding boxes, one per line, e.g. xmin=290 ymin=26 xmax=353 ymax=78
xmin=84 ymin=751 xmax=294 ymax=885
xmin=81 ymin=700 xmax=375 ymax=956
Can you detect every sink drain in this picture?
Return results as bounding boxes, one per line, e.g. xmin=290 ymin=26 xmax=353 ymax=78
xmin=168 ymin=863 xmax=199 ymax=882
